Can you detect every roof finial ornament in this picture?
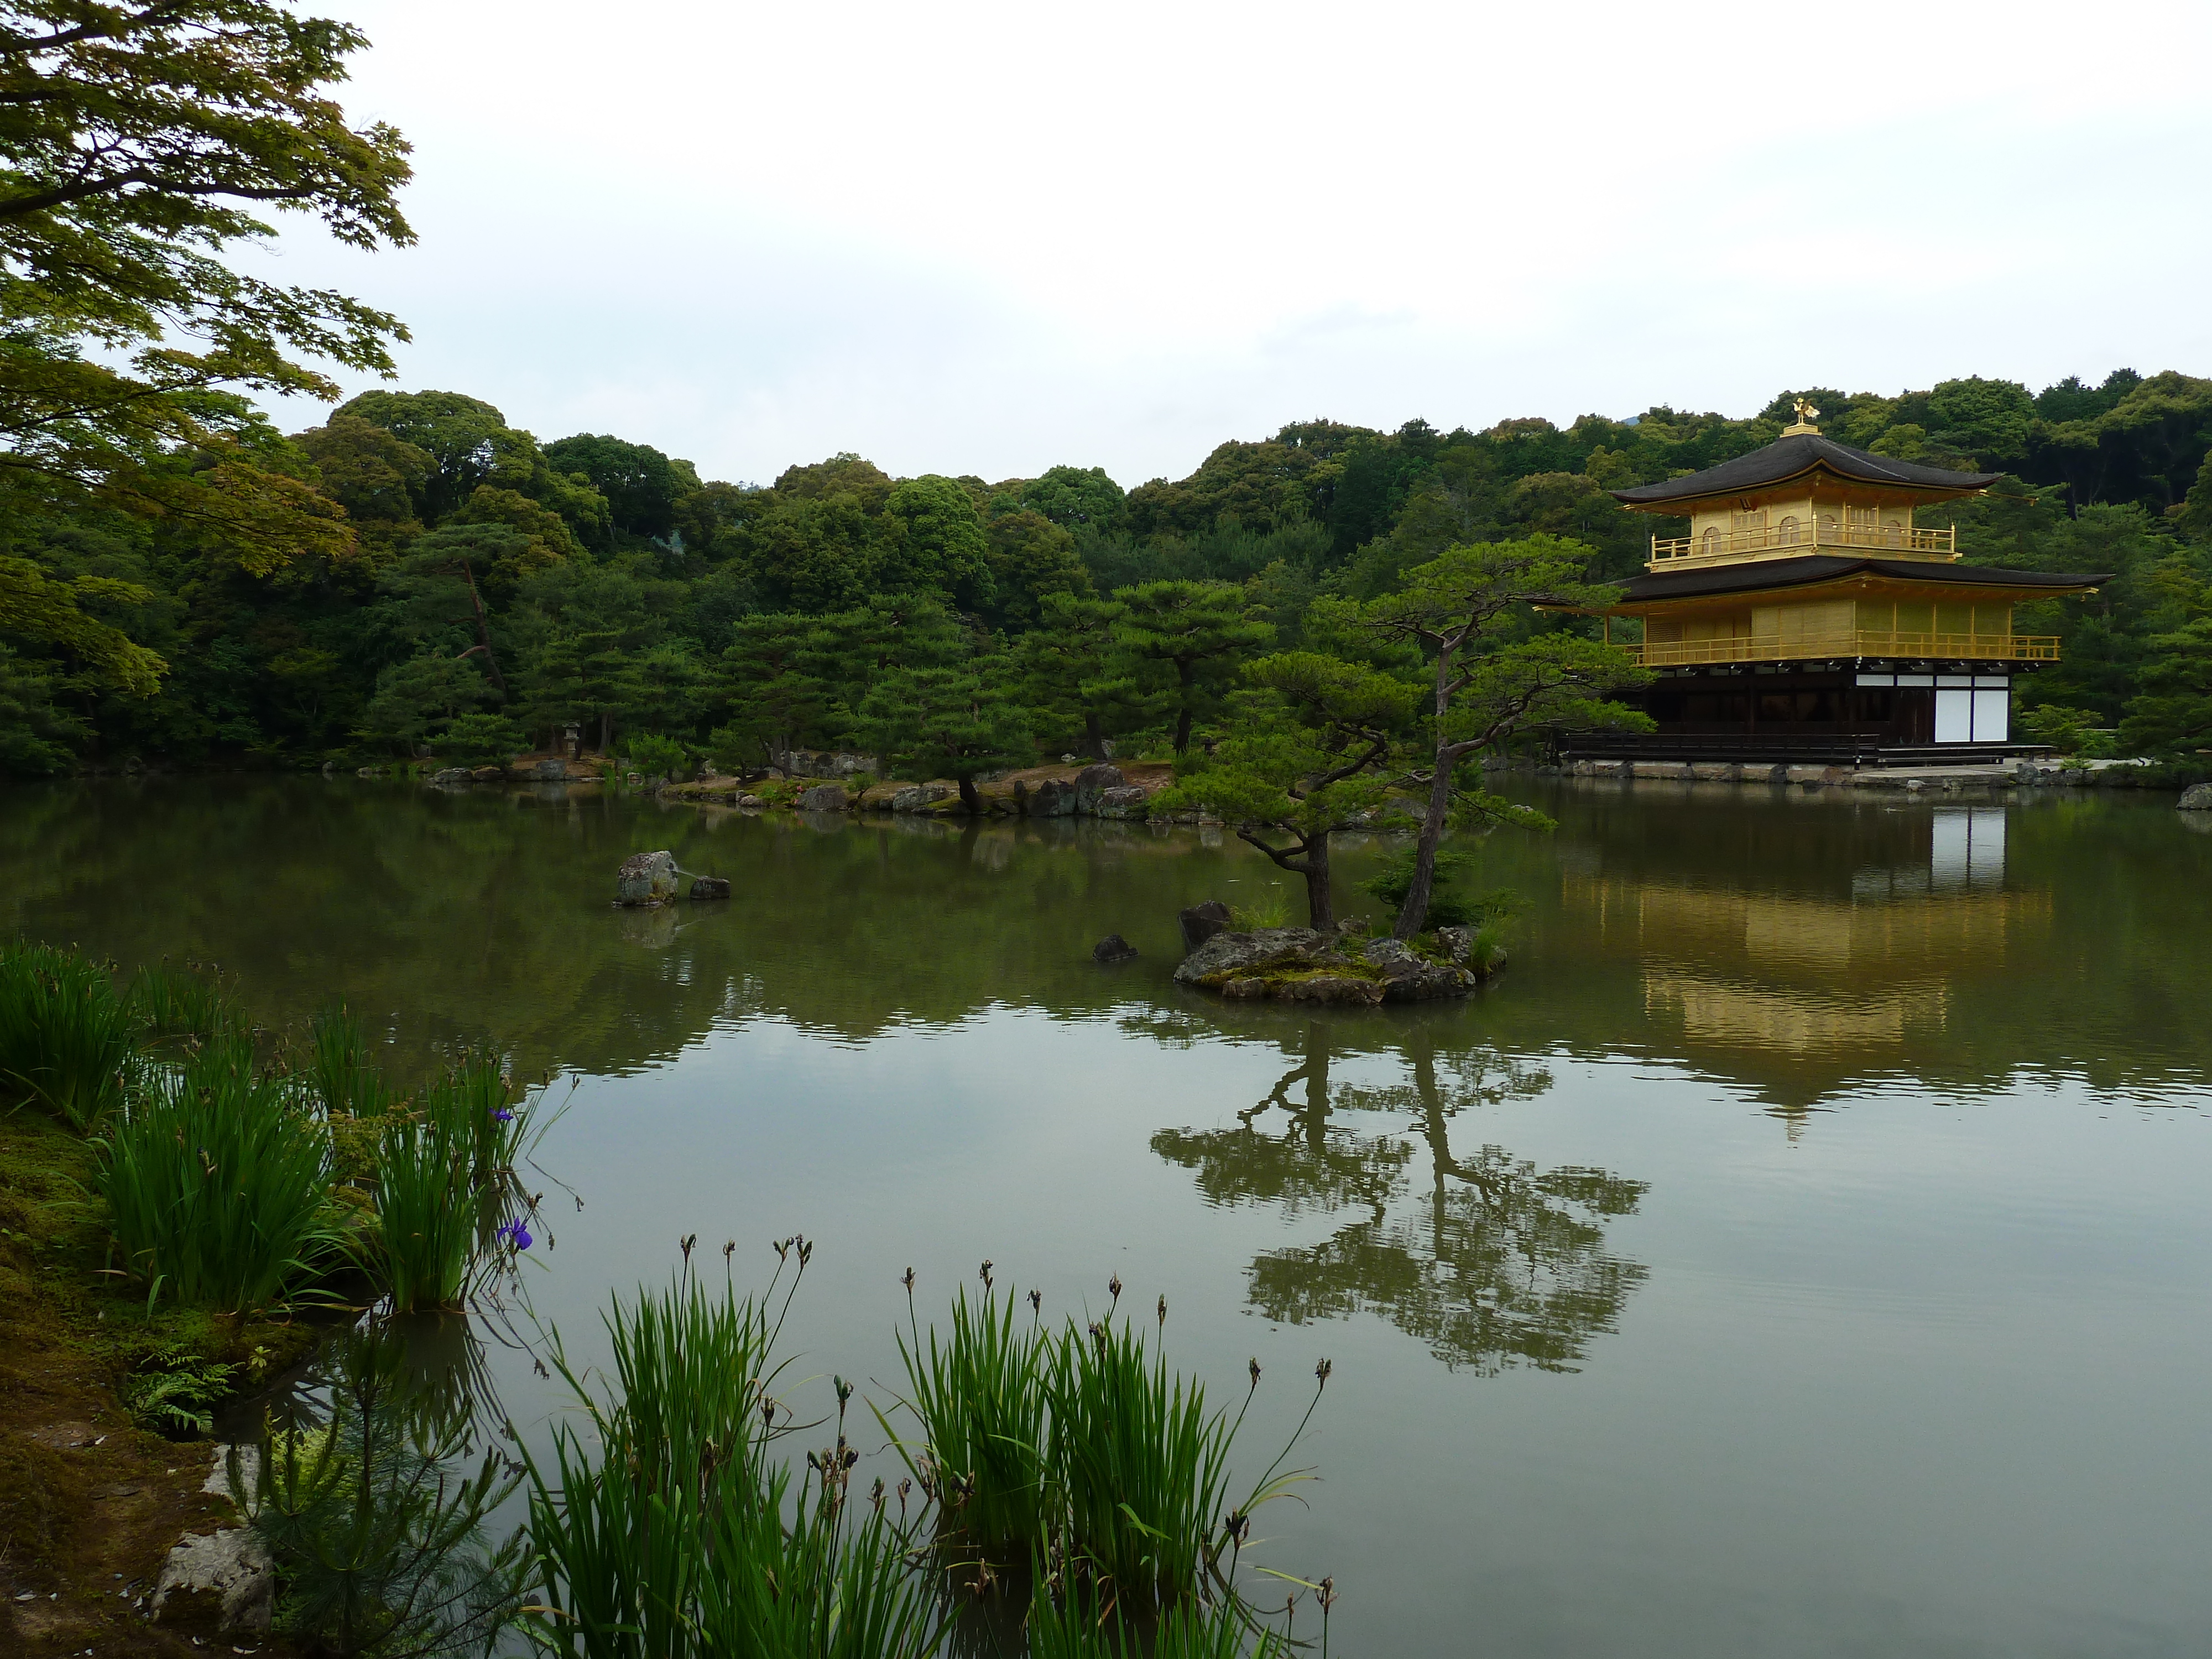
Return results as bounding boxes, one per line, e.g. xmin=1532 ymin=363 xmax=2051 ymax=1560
xmin=1783 ymin=397 xmax=1820 ymax=437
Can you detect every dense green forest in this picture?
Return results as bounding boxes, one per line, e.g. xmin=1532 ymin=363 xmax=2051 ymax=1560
xmin=3 ymin=368 xmax=2208 ymax=777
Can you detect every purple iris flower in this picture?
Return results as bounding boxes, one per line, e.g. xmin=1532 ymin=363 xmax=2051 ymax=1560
xmin=498 ymin=1219 xmax=533 ymax=1251
xmin=491 ymin=1108 xmax=515 ymax=1123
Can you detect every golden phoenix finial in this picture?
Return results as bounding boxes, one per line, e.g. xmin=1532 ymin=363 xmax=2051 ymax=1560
xmin=1791 ymin=397 xmax=1820 ymax=429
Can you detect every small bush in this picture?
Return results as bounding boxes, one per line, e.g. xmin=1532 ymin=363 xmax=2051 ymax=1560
xmin=1361 ymin=850 xmax=1521 ymax=932
xmin=244 ymin=1323 xmax=526 ymax=1658
xmin=2018 ymin=703 xmax=2117 ymax=758
xmin=623 ymin=733 xmax=689 ymax=781
xmin=432 ymin=711 xmax=524 ymax=764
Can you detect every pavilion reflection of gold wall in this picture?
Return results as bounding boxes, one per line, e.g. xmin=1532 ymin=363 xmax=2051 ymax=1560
xmin=1643 ymin=971 xmax=1945 ymax=1056
xmin=1570 ymin=875 xmax=2052 ymax=1058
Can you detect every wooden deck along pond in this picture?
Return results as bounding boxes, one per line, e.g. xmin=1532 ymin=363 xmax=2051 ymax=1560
xmin=4 ymin=774 xmax=2211 ymax=1657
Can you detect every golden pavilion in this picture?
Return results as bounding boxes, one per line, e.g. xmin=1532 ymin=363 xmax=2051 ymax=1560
xmin=1580 ymin=401 xmax=2107 ymax=763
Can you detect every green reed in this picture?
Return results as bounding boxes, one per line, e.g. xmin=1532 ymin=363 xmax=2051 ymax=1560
xmin=1048 ymin=1313 xmax=1238 ymax=1605
xmin=1024 ymin=1580 xmax=1293 ymax=1659
xmin=523 ymin=1250 xmax=829 ymax=1659
xmin=529 ymin=1252 xmax=1329 ymax=1657
xmin=370 ymin=1114 xmax=480 ymax=1314
xmin=0 ymin=940 xmax=137 ymax=1128
xmin=95 ymin=1033 xmax=346 ymax=1313
xmin=883 ymin=1284 xmax=1052 ymax=1567
xmin=368 ymin=1051 xmax=541 ymax=1313
xmin=882 ymin=1276 xmax=1327 ymax=1629
xmin=125 ymin=960 xmax=246 ymax=1047
xmin=306 ymin=1005 xmax=392 ymax=1118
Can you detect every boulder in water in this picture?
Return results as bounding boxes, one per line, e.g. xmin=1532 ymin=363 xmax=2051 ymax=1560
xmin=1094 ymin=785 xmax=1149 ymax=820
xmin=2180 ymin=782 xmax=2212 ymax=811
xmin=688 ymin=877 xmax=731 ymax=900
xmin=1092 ymin=933 xmax=1139 ymax=963
xmin=1177 ymin=900 xmax=1232 ymax=954
xmin=1074 ymin=763 xmax=1124 ymax=815
xmin=1029 ymin=779 xmax=1077 ymax=817
xmin=1360 ymin=937 xmax=1477 ymax=1001
xmin=532 ymin=758 xmax=567 ymax=781
xmin=797 ymin=782 xmax=849 ymax=811
xmin=616 ymin=850 xmax=679 ymax=906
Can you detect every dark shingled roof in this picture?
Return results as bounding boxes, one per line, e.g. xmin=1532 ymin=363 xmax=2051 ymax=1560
xmin=1616 ymin=556 xmax=2109 ymax=604
xmin=1611 ymin=434 xmax=2000 ymax=505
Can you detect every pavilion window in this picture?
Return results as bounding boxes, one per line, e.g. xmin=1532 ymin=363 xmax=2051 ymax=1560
xmin=1778 ymin=515 xmax=1801 ymax=546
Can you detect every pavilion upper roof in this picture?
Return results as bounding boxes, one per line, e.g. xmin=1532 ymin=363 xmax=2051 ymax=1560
xmin=1610 ymin=433 xmax=2000 ymax=510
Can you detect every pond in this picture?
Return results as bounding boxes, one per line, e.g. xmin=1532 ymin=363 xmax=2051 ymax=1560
xmin=6 ymin=775 xmax=2210 ymax=1657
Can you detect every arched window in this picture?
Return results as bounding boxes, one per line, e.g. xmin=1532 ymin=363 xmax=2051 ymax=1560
xmin=1778 ymin=515 xmax=1801 ymax=546
xmin=1702 ymin=527 xmax=1720 ymax=557
xmin=1881 ymin=515 xmax=1905 ymax=547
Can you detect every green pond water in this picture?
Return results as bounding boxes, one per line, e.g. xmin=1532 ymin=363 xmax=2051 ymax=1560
xmin=6 ymin=775 xmax=2210 ymax=1657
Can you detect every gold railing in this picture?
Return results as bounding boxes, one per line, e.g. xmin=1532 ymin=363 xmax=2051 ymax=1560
xmin=1624 ymin=632 xmax=2059 ymax=668
xmin=1649 ymin=523 xmax=1955 ymax=568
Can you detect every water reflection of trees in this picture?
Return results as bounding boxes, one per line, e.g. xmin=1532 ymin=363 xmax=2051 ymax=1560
xmin=1151 ymin=1023 xmax=1648 ymax=1374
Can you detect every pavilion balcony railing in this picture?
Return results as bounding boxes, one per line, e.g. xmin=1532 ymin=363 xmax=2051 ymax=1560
xmin=1648 ymin=523 xmax=1956 ymax=568
xmin=1621 ymin=632 xmax=2060 ymax=669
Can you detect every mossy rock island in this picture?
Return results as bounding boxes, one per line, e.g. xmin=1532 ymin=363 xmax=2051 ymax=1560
xmin=1172 ymin=925 xmax=1499 ymax=1005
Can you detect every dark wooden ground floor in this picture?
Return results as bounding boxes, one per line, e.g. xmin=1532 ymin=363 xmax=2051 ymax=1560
xmin=1561 ymin=661 xmax=2050 ymax=765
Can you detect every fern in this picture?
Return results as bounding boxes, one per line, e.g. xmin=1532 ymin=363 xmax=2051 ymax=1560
xmin=124 ymin=1350 xmax=239 ymax=1436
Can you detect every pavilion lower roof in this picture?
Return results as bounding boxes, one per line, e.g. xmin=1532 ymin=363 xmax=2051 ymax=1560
xmin=1611 ymin=555 xmax=2109 ymax=606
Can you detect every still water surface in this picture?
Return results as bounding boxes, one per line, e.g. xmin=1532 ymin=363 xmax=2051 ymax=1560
xmin=6 ymin=776 xmax=2210 ymax=1657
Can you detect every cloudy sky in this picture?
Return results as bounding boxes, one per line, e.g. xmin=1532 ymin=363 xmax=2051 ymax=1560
xmin=249 ymin=0 xmax=2212 ymax=488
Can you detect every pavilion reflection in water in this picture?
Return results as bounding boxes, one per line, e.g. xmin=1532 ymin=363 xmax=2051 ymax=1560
xmin=1578 ymin=806 xmax=2049 ymax=1114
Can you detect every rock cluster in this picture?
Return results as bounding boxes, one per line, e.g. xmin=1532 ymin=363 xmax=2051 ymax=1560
xmin=1171 ymin=925 xmax=1485 ymax=1004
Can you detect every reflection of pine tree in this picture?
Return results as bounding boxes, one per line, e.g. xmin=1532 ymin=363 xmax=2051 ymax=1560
xmin=1151 ymin=1024 xmax=1649 ymax=1375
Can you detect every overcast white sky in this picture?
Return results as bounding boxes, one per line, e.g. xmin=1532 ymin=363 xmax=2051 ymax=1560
xmin=247 ymin=0 xmax=2212 ymax=488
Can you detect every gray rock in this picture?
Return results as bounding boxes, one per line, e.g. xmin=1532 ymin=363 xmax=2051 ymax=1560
xmin=1094 ymin=784 xmax=1149 ymax=820
xmin=1360 ymin=937 xmax=1476 ymax=1001
xmin=153 ymin=1528 xmax=272 ymax=1632
xmin=1171 ymin=927 xmax=1333 ymax=986
xmin=1433 ymin=925 xmax=1475 ymax=965
xmin=1029 ymin=779 xmax=1077 ymax=817
xmin=798 ymin=782 xmax=849 ymax=812
xmin=532 ymin=758 xmax=567 ymax=781
xmin=1092 ymin=933 xmax=1139 ymax=963
xmin=785 ymin=748 xmax=879 ymax=779
xmin=2179 ymin=782 xmax=2212 ymax=811
xmin=688 ymin=877 xmax=731 ymax=900
xmin=891 ymin=784 xmax=954 ymax=813
xmin=429 ymin=765 xmax=473 ymax=785
xmin=1178 ymin=900 xmax=1233 ymax=954
xmin=1074 ymin=763 xmax=1124 ymax=815
xmin=737 ymin=794 xmax=764 ymax=809
xmin=615 ymin=849 xmax=679 ymax=906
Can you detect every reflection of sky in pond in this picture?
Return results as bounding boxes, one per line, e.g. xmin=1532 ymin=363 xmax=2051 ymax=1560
xmin=4 ymin=778 xmax=2210 ymax=1656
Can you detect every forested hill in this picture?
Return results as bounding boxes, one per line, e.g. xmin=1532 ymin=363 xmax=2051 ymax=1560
xmin=3 ymin=370 xmax=2209 ymax=775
